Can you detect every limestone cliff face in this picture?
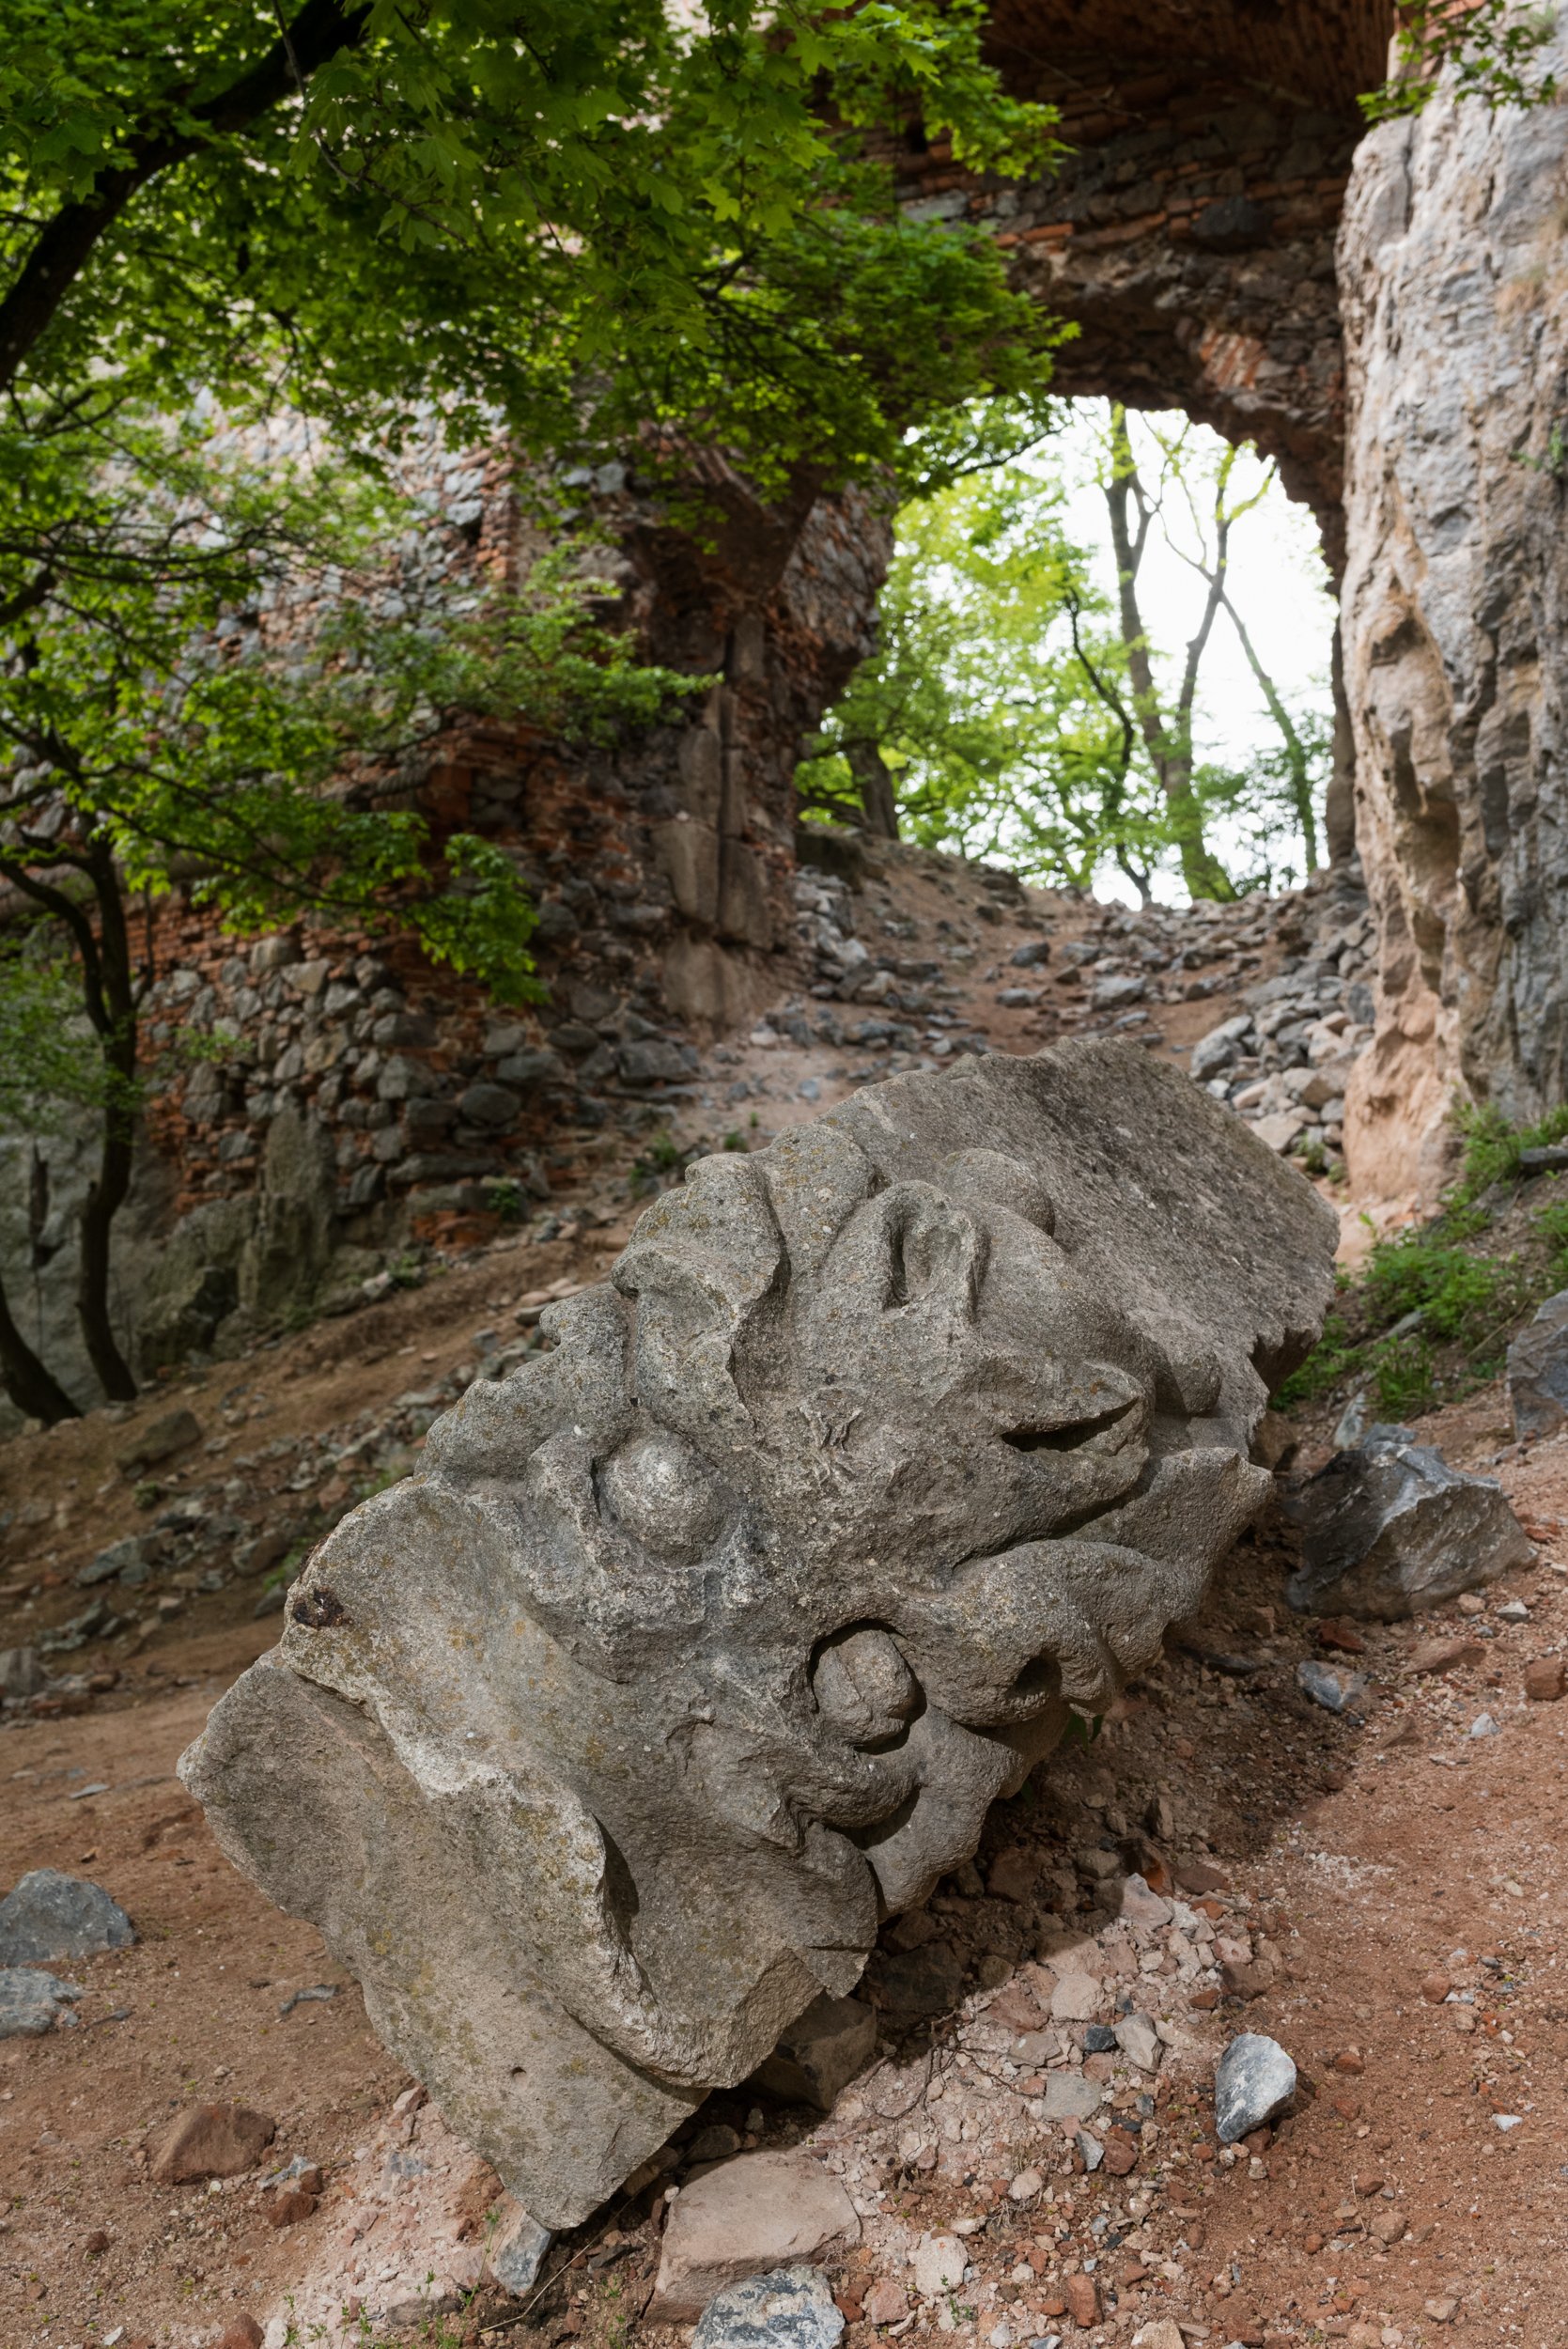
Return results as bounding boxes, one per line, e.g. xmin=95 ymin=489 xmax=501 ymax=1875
xmin=1339 ymin=27 xmax=1568 ymax=1198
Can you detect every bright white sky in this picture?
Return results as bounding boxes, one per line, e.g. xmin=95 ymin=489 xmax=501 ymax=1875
xmin=1041 ymin=399 xmax=1338 ymax=904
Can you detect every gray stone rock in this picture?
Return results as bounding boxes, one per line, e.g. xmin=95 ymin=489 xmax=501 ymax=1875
xmin=1214 ymin=2031 xmax=1296 ymax=2141
xmin=1042 ymin=2072 xmax=1104 ymax=2123
xmin=618 ymin=1038 xmax=692 ymax=1086
xmin=0 ymin=1870 xmax=134 ymax=1963
xmin=76 ymin=1536 xmax=147 ymax=1587
xmin=116 ymin=1407 xmax=201 ymax=1475
xmin=494 ymin=1050 xmax=568 ymax=1090
xmin=1189 ymin=1017 xmax=1252 ymax=1081
xmin=487 ymin=2198 xmax=553 ymax=2295
xmin=458 ymin=1081 xmax=521 ymax=1129
xmin=1295 ymin=1658 xmax=1370 ymax=1719
xmin=0 ymin=1967 xmax=83 ymax=2037
xmin=875 ymin=1941 xmax=965 ymax=2019
xmin=1284 ymin=1423 xmax=1532 ymax=1619
xmin=753 ymin=1992 xmax=877 ymax=2111
xmin=1009 ymin=941 xmax=1051 ymax=969
xmin=1091 ymin=973 xmax=1146 ymax=1011
xmin=691 ymin=2266 xmax=845 ymax=2349
xmin=179 ymin=1041 xmax=1336 ymax=2230
xmin=1508 ymin=1289 xmax=1568 ymax=1439
xmin=0 ymin=1646 xmax=45 ymax=1700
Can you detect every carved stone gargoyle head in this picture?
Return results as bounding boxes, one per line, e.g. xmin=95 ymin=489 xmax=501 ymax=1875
xmin=180 ymin=1042 xmax=1335 ymax=2226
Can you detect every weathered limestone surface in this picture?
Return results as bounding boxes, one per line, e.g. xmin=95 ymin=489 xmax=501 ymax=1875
xmin=1339 ymin=25 xmax=1568 ymax=1198
xmin=180 ymin=1042 xmax=1334 ymax=2227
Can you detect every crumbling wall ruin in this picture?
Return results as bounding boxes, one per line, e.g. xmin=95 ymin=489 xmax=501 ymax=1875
xmin=0 ymin=456 xmax=891 ymax=1412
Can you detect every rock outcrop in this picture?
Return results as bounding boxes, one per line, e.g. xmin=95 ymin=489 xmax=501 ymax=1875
xmin=181 ymin=1042 xmax=1334 ymax=2228
xmin=1339 ymin=24 xmax=1568 ymax=1197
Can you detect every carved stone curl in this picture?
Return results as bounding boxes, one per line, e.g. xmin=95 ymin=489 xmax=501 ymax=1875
xmin=180 ymin=1043 xmax=1335 ymax=2226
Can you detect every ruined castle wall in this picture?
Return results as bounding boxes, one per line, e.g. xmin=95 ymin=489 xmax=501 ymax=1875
xmin=0 ymin=455 xmax=889 ymax=1417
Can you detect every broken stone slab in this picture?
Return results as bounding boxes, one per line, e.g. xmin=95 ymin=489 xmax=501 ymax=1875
xmin=1112 ymin=2013 xmax=1162 ymax=2073
xmin=1049 ymin=1974 xmax=1102 ymax=2023
xmin=1214 ymin=2032 xmax=1296 ymax=2141
xmin=1041 ymin=2071 xmax=1104 ymax=2123
xmin=0 ymin=1870 xmax=134 ymax=1964
xmin=1284 ymin=1423 xmax=1532 ymax=1620
xmin=650 ymin=2153 xmax=861 ymax=2322
xmin=691 ymin=2265 xmax=846 ymax=2349
xmin=753 ymin=1993 xmax=877 ymax=2111
xmin=1118 ymin=1873 xmax=1172 ymax=1931
xmin=1508 ymin=1288 xmax=1568 ymax=1439
xmin=0 ymin=1967 xmax=83 ymax=2038
xmin=912 ymin=2234 xmax=967 ymax=2298
xmin=180 ymin=1041 xmax=1336 ymax=2230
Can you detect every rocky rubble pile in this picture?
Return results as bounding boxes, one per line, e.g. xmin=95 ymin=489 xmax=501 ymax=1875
xmin=773 ymin=847 xmax=1374 ymax=1169
xmin=1055 ymin=868 xmax=1375 ymax=1166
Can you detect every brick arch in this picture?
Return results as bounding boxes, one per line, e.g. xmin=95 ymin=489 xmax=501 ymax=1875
xmin=894 ymin=0 xmax=1398 ymax=568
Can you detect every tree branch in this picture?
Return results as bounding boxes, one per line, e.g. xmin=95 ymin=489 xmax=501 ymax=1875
xmin=0 ymin=0 xmax=372 ymax=395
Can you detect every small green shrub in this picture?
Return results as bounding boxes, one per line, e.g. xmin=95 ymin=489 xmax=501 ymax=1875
xmin=487 ymin=1178 xmax=528 ymax=1222
xmin=1453 ymin=1097 xmax=1568 ymax=1203
xmin=1534 ymin=1194 xmax=1568 ymax=1289
xmin=1372 ymin=1332 xmax=1437 ymax=1420
xmin=1273 ymin=1311 xmax=1359 ymax=1407
xmin=1361 ymin=1232 xmax=1512 ymax=1348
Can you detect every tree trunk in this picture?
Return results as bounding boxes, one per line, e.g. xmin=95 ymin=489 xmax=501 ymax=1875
xmin=1219 ymin=585 xmax=1321 ymax=873
xmin=844 ymin=739 xmax=899 ymax=839
xmin=0 ymin=1262 xmax=81 ymax=1423
xmin=75 ymin=847 xmax=138 ymax=1400
xmin=1103 ymin=419 xmax=1233 ymax=902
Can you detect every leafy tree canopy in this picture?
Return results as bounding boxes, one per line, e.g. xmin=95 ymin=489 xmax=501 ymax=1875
xmin=800 ymin=402 xmax=1333 ymax=902
xmin=1361 ymin=1 xmax=1560 ymax=121
xmin=2 ymin=0 xmax=1063 ymax=495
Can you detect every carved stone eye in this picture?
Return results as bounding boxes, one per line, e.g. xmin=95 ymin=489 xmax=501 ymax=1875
xmin=813 ymin=1626 xmax=921 ymax=1745
xmin=598 ymin=1432 xmax=727 ymax=1563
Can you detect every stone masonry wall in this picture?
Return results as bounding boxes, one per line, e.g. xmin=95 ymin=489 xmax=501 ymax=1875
xmin=0 ymin=455 xmax=890 ymax=1415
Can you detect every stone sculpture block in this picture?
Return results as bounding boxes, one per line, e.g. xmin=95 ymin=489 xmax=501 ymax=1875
xmin=180 ymin=1042 xmax=1335 ymax=2228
